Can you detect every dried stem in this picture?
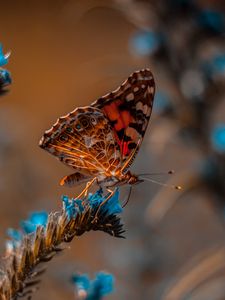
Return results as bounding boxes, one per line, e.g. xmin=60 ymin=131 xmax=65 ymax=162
xmin=0 ymin=190 xmax=124 ymax=300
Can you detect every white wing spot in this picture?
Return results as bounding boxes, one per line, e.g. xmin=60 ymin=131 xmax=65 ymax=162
xmin=106 ymin=132 xmax=114 ymax=142
xmin=148 ymin=86 xmax=154 ymax=94
xmin=141 ymin=84 xmax=145 ymax=89
xmin=126 ymin=93 xmax=134 ymax=101
xmin=84 ymin=136 xmax=94 ymax=148
xmin=136 ymin=102 xmax=143 ymax=111
xmin=136 ymin=102 xmax=149 ymax=115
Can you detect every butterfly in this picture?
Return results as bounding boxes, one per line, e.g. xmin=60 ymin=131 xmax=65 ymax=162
xmin=39 ymin=69 xmax=155 ymax=193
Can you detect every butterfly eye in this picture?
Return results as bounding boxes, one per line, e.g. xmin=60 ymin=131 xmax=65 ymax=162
xmin=90 ymin=117 xmax=97 ymax=125
xmin=59 ymin=134 xmax=68 ymax=143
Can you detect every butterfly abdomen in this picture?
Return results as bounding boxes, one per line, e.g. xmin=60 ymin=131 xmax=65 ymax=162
xmin=60 ymin=172 xmax=90 ymax=187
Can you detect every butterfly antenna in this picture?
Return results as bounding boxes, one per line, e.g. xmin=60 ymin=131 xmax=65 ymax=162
xmin=139 ymin=170 xmax=175 ymax=176
xmin=122 ymin=186 xmax=132 ymax=208
xmin=139 ymin=176 xmax=182 ymax=190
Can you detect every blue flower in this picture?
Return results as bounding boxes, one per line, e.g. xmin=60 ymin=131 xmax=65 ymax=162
xmin=72 ymin=272 xmax=114 ymax=300
xmin=72 ymin=273 xmax=90 ymax=291
xmin=63 ymin=188 xmax=123 ymax=220
xmin=0 ymin=69 xmax=11 ymax=87
xmin=211 ymin=124 xmax=225 ymax=153
xmin=20 ymin=211 xmax=48 ymax=234
xmin=6 ymin=228 xmax=23 ymax=252
xmin=7 ymin=228 xmax=23 ymax=241
xmin=88 ymin=188 xmax=123 ymax=215
xmin=0 ymin=44 xmax=10 ymax=67
xmin=62 ymin=195 xmax=84 ymax=219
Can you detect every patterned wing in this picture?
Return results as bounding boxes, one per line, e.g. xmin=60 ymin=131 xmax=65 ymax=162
xmin=92 ymin=68 xmax=155 ymax=172
xmin=39 ymin=107 xmax=122 ymax=177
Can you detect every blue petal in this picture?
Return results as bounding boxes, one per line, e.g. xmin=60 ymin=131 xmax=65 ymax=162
xmin=7 ymin=228 xmax=23 ymax=241
xmin=0 ymin=45 xmax=9 ymax=67
xmin=72 ymin=273 xmax=90 ymax=291
xmin=93 ymin=272 xmax=114 ymax=296
xmin=102 ymin=189 xmax=123 ymax=215
xmin=20 ymin=221 xmax=37 ymax=234
xmin=88 ymin=189 xmax=103 ymax=206
xmin=20 ymin=211 xmax=48 ymax=234
xmin=29 ymin=211 xmax=48 ymax=226
xmin=63 ymin=188 xmax=122 ymax=221
xmin=74 ymin=199 xmax=84 ymax=213
xmin=87 ymin=188 xmax=122 ymax=215
xmin=72 ymin=272 xmax=114 ymax=300
xmin=62 ymin=195 xmax=84 ymax=219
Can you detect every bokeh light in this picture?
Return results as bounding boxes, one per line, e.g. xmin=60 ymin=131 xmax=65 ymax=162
xmin=129 ymin=30 xmax=160 ymax=56
xmin=211 ymin=124 xmax=225 ymax=153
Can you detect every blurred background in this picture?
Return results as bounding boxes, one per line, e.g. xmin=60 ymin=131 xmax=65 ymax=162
xmin=0 ymin=0 xmax=225 ymax=299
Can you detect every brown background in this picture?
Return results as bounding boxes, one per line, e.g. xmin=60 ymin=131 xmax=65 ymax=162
xmin=0 ymin=1 xmax=225 ymax=299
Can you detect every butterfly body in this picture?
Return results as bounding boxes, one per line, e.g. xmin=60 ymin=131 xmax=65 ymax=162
xmin=94 ymin=171 xmax=142 ymax=188
xmin=39 ymin=69 xmax=155 ymax=190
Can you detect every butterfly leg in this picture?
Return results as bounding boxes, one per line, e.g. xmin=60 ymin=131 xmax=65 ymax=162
xmin=93 ymin=188 xmax=116 ymax=221
xmin=76 ymin=177 xmax=97 ymax=199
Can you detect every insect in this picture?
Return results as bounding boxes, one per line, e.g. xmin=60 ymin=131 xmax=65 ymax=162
xmin=39 ymin=69 xmax=155 ymax=196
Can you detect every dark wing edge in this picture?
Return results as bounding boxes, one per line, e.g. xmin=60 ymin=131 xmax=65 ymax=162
xmin=91 ymin=68 xmax=155 ymax=171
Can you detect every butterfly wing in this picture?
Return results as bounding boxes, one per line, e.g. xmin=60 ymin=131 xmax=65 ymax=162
xmin=92 ymin=69 xmax=155 ymax=172
xmin=39 ymin=107 xmax=122 ymax=179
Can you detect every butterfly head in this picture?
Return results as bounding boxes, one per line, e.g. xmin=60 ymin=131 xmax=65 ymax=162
xmin=100 ymin=171 xmax=143 ymax=188
xmin=122 ymin=171 xmax=144 ymax=185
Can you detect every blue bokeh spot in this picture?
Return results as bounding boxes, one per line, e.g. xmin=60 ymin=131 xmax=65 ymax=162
xmin=198 ymin=9 xmax=225 ymax=32
xmin=130 ymin=31 xmax=160 ymax=56
xmin=211 ymin=124 xmax=225 ymax=152
xmin=202 ymin=53 xmax=225 ymax=77
xmin=153 ymin=91 xmax=171 ymax=114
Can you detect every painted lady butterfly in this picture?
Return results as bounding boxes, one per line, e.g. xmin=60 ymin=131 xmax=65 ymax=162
xmin=39 ymin=69 xmax=155 ymax=192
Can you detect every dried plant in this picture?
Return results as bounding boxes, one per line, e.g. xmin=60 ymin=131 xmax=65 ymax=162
xmin=0 ymin=189 xmax=124 ymax=300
